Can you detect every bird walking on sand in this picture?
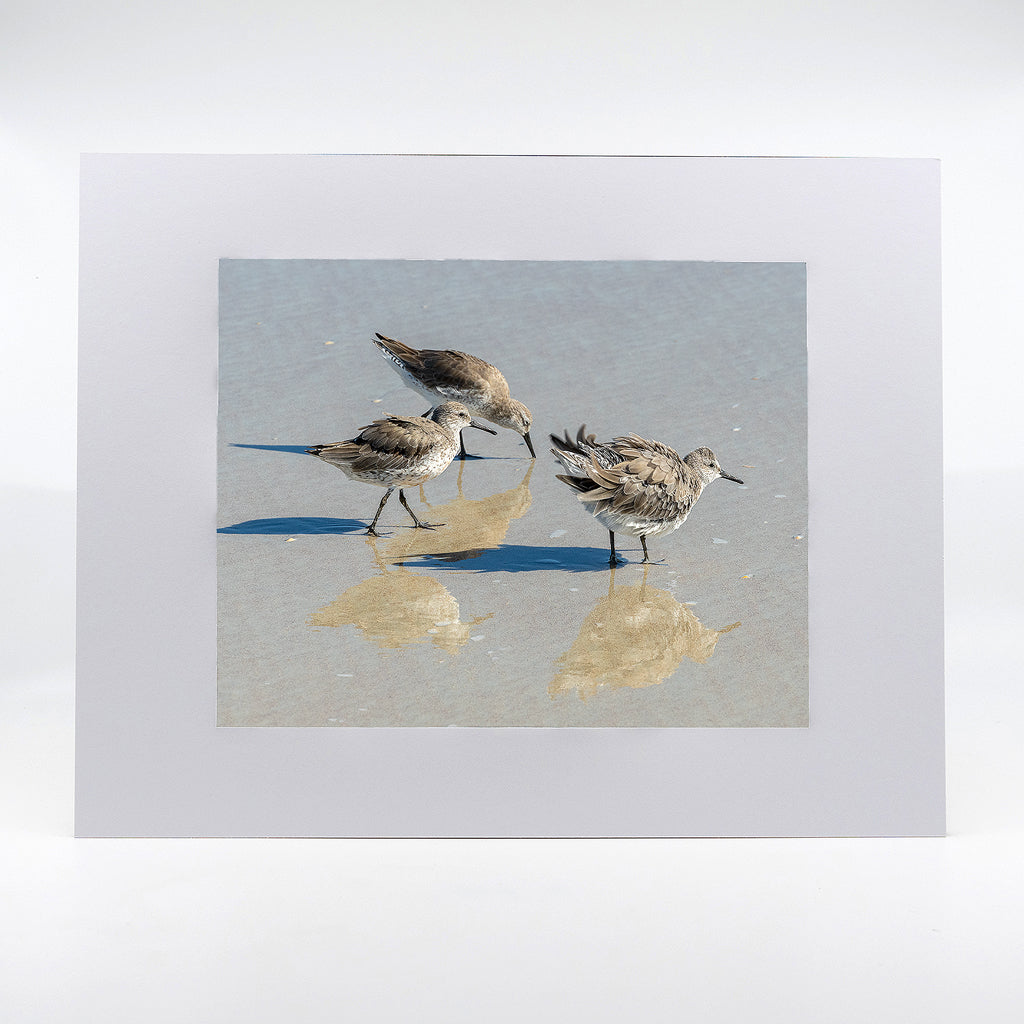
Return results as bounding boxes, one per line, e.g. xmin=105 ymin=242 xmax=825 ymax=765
xmin=550 ymin=426 xmax=744 ymax=567
xmin=306 ymin=402 xmax=494 ymax=536
xmin=372 ymin=332 xmax=536 ymax=459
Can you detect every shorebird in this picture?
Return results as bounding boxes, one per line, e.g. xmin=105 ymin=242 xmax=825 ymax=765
xmin=550 ymin=426 xmax=744 ymax=567
xmin=306 ymin=402 xmax=493 ymax=535
xmin=372 ymin=332 xmax=536 ymax=459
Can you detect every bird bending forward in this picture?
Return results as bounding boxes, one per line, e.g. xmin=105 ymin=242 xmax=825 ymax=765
xmin=373 ymin=332 xmax=534 ymax=458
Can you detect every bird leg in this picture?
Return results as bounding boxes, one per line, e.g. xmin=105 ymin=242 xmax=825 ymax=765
xmin=608 ymin=530 xmax=624 ymax=568
xmin=399 ymin=488 xmax=444 ymax=530
xmin=639 ymin=535 xmax=664 ymax=564
xmin=366 ymin=488 xmax=394 ymax=535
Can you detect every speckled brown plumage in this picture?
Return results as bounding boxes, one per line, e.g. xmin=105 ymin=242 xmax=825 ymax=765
xmin=550 ymin=426 xmax=744 ymax=566
xmin=307 ymin=402 xmax=490 ymax=535
xmin=373 ymin=332 xmax=535 ymax=458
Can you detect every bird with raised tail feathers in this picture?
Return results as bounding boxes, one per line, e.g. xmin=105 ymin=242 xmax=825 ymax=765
xmin=550 ymin=426 xmax=744 ymax=567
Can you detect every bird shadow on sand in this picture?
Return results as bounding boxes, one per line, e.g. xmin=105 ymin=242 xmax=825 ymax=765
xmin=390 ymin=543 xmax=635 ymax=573
xmin=231 ymin=443 xmax=311 ymax=455
xmin=216 ymin=522 xmax=619 ymax=571
xmin=218 ymin=517 xmax=367 ymax=535
xmin=215 ymin=519 xmax=614 ymax=572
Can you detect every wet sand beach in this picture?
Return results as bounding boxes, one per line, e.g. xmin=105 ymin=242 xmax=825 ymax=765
xmin=217 ymin=260 xmax=807 ymax=727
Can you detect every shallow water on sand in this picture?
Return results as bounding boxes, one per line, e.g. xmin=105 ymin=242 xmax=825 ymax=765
xmin=218 ymin=260 xmax=807 ymax=727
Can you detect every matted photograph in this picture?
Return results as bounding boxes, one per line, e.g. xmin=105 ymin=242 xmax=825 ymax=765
xmin=76 ymin=155 xmax=943 ymax=837
xmin=218 ymin=260 xmax=807 ymax=727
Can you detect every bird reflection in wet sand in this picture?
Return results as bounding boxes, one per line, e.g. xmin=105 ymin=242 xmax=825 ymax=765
xmin=551 ymin=427 xmax=744 ymax=566
xmin=380 ymin=460 xmax=534 ymax=565
xmin=306 ymin=401 xmax=496 ymax=536
xmin=308 ymin=541 xmax=491 ymax=653
xmin=550 ymin=567 xmax=740 ymax=700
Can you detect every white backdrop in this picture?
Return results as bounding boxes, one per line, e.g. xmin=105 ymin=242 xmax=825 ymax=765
xmin=3 ymin=1 xmax=1022 ymax=1019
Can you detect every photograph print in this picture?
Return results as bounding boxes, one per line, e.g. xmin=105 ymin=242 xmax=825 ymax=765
xmin=217 ymin=259 xmax=807 ymax=728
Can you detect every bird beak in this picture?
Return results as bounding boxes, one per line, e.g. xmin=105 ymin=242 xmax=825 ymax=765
xmin=523 ymin=430 xmax=537 ymax=458
xmin=720 ymin=470 xmax=744 ymax=484
xmin=469 ymin=419 xmax=498 ymax=435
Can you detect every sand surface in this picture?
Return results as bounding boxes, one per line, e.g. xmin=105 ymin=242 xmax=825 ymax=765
xmin=218 ymin=260 xmax=807 ymax=726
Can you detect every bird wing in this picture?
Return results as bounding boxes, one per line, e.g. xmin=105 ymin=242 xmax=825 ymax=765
xmin=311 ymin=414 xmax=448 ymax=473
xmin=577 ymin=444 xmax=693 ymax=520
xmin=360 ymin=415 xmax=446 ymax=454
xmin=416 ymin=349 xmax=509 ymax=398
